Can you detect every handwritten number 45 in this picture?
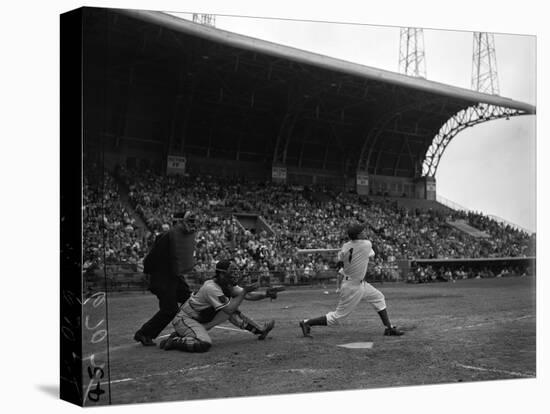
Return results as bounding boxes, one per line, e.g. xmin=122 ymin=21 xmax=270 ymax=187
xmin=87 ymin=367 xmax=105 ymax=402
xmin=88 ymin=382 xmax=105 ymax=402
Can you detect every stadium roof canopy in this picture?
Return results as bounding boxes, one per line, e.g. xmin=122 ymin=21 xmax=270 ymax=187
xmin=83 ymin=7 xmax=536 ymax=178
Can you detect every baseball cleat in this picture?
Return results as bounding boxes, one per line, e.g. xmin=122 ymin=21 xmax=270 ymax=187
xmin=384 ymin=326 xmax=404 ymax=336
xmin=134 ymin=331 xmax=156 ymax=346
xmin=160 ymin=335 xmax=177 ymax=350
xmin=299 ymin=320 xmax=312 ymax=338
xmin=159 ymin=332 xmax=179 ymax=350
xmin=159 ymin=338 xmax=174 ymax=350
xmin=258 ymin=320 xmax=275 ymax=340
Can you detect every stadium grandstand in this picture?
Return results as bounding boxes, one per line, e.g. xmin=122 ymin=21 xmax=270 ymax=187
xmin=81 ymin=8 xmax=535 ymax=291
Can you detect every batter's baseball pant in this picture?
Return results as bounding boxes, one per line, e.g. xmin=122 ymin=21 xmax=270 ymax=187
xmin=326 ymin=280 xmax=386 ymax=326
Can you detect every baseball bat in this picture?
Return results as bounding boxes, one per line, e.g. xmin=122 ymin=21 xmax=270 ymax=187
xmin=296 ymin=248 xmax=340 ymax=254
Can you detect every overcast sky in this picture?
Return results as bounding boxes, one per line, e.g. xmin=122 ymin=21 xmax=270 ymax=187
xmin=168 ymin=11 xmax=537 ymax=233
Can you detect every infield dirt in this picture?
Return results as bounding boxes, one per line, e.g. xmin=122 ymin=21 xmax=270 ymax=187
xmin=82 ymin=276 xmax=536 ymax=405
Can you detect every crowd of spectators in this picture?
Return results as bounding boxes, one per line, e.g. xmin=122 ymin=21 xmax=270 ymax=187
xmin=83 ymin=168 xmax=149 ymax=274
xmin=83 ymin=167 xmax=535 ymax=283
xmin=406 ymin=264 xmax=532 ymax=283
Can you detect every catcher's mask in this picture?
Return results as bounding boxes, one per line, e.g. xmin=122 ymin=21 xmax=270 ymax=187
xmin=215 ymin=260 xmax=240 ymax=286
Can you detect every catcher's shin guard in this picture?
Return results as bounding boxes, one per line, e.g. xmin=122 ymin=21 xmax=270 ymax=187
xmin=257 ymin=319 xmax=275 ymax=340
xmin=229 ymin=311 xmax=263 ymax=334
xmin=230 ymin=311 xmax=274 ymax=339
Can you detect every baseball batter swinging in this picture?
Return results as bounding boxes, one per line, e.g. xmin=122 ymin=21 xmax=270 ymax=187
xmin=299 ymin=223 xmax=404 ymax=337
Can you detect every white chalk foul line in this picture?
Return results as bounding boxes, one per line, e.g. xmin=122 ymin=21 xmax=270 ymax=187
xmin=285 ymin=368 xmax=338 ymax=375
xmin=454 ymin=363 xmax=535 ymax=378
xmin=82 ymin=325 xmax=245 ymax=361
xmin=337 ymin=342 xmax=374 ymax=349
xmin=82 ymin=333 xmax=174 ymax=361
xmin=441 ymin=314 xmax=535 ymax=332
xmin=109 ymin=362 xmax=231 ymax=385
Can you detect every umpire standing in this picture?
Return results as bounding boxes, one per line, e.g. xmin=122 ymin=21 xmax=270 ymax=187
xmin=134 ymin=211 xmax=197 ymax=346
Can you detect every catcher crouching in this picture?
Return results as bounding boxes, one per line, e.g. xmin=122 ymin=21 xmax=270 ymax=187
xmin=160 ymin=260 xmax=281 ymax=352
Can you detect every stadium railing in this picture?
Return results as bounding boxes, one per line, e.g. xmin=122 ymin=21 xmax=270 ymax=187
xmin=84 ymin=265 xmax=399 ymax=293
xmin=83 ymin=255 xmax=534 ymax=293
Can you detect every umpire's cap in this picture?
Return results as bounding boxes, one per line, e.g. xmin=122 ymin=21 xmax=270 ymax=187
xmin=173 ymin=211 xmax=198 ymax=226
xmin=347 ymin=223 xmax=365 ymax=240
xmin=174 ymin=210 xmax=194 ymax=220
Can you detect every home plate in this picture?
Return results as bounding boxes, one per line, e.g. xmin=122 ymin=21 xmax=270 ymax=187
xmin=337 ymin=342 xmax=373 ymax=349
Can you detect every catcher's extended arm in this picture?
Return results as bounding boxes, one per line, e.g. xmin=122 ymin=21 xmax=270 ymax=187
xmin=265 ymin=286 xmax=286 ymax=301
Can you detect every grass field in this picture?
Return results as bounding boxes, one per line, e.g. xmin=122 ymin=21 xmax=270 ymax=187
xmin=81 ymin=276 xmax=536 ymax=406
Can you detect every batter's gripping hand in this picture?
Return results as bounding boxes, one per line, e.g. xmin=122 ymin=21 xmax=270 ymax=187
xmin=265 ymin=286 xmax=286 ymax=301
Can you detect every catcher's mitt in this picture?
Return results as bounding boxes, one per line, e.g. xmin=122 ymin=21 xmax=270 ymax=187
xmin=265 ymin=286 xmax=286 ymax=301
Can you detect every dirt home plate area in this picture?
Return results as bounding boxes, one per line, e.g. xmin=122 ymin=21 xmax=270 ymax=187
xmin=82 ymin=277 xmax=535 ymax=405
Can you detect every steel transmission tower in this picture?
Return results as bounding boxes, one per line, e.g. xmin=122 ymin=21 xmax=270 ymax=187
xmin=398 ymin=28 xmax=427 ymax=78
xmin=422 ymin=31 xmax=523 ymax=178
xmin=471 ymin=32 xmax=499 ymax=94
xmin=192 ymin=13 xmax=216 ymax=27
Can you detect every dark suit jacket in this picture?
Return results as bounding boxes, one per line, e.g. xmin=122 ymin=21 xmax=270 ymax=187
xmin=144 ymin=225 xmax=195 ymax=281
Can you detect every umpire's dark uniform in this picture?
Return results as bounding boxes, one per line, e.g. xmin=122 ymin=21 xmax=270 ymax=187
xmin=134 ymin=218 xmax=195 ymax=346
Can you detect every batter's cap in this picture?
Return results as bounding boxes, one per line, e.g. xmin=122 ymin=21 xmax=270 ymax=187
xmin=347 ymin=223 xmax=365 ymax=240
xmin=215 ymin=260 xmax=233 ymax=273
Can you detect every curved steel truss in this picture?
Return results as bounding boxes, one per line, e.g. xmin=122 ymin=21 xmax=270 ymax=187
xmin=356 ymin=97 xmax=447 ymax=174
xmin=272 ymin=112 xmax=299 ymax=165
xmin=422 ymin=104 xmax=527 ymax=177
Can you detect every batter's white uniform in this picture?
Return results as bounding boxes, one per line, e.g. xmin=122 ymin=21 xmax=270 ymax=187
xmin=326 ymin=239 xmax=386 ymax=326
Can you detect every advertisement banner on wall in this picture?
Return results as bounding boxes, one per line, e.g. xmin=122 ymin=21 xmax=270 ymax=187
xmin=356 ymin=174 xmax=369 ymax=186
xmin=356 ymin=171 xmax=369 ymax=195
xmin=426 ymin=180 xmax=436 ymax=200
xmin=272 ymin=165 xmax=287 ymax=183
xmin=166 ymin=155 xmax=187 ymax=175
